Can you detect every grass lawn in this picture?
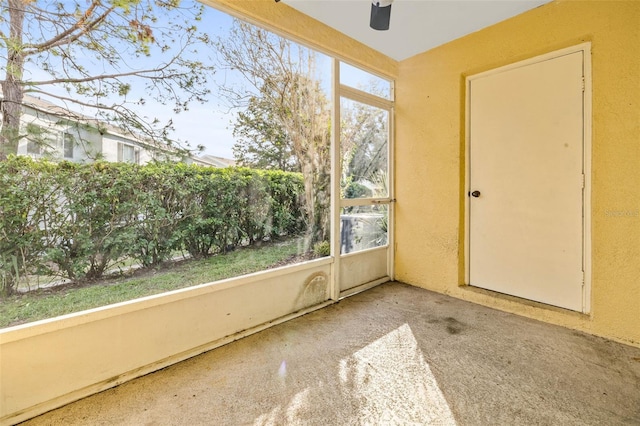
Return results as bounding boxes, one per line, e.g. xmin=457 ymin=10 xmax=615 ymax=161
xmin=0 ymin=237 xmax=311 ymax=328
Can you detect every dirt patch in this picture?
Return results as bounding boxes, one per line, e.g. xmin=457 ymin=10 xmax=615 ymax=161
xmin=10 ymin=261 xmax=186 ymax=301
xmin=8 ymin=243 xmax=315 ymax=301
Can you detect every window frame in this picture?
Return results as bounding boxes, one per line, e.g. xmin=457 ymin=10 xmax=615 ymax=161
xmin=118 ymin=142 xmax=139 ymax=164
xmin=62 ymin=132 xmax=75 ymax=159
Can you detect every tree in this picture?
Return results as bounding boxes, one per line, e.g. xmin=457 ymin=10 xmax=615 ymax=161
xmin=0 ymin=0 xmax=215 ymax=158
xmin=340 ymin=99 xmax=389 ymax=197
xmin=232 ymin=90 xmax=298 ymax=172
xmin=215 ymin=20 xmax=331 ymax=247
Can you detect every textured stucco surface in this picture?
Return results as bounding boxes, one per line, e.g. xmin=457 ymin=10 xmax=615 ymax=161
xmin=21 ymin=283 xmax=640 ymax=426
xmin=394 ymin=0 xmax=640 ymax=346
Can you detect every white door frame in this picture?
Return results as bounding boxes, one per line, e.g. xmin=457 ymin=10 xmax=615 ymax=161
xmin=464 ymin=43 xmax=592 ymax=313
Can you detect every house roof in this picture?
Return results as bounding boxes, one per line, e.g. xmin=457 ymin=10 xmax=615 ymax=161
xmin=3 ymin=93 xmax=235 ymax=166
xmin=2 ymin=91 xmax=179 ymax=154
xmin=196 ymin=154 xmax=236 ymax=168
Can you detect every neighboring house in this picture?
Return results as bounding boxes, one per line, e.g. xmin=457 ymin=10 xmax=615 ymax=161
xmin=194 ymin=154 xmax=236 ymax=168
xmin=3 ymin=94 xmax=225 ymax=166
xmin=11 ymin=95 xmax=104 ymax=162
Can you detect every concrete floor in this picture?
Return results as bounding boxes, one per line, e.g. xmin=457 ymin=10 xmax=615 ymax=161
xmin=22 ymin=282 xmax=640 ymax=425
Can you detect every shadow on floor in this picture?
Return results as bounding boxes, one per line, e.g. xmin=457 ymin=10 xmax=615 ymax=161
xmin=21 ymin=282 xmax=640 ymax=425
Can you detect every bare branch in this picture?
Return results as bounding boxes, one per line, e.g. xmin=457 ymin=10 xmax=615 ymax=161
xmin=27 ymin=89 xmax=116 ymax=113
xmin=24 ymin=64 xmax=173 ymax=87
xmin=23 ymin=1 xmax=114 ymax=54
xmin=1 ymin=0 xmax=214 ymax=157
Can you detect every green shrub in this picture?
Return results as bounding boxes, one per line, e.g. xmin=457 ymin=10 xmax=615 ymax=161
xmin=0 ymin=158 xmax=306 ymax=295
xmin=180 ymin=167 xmax=304 ymax=258
xmin=44 ymin=162 xmax=140 ymax=280
xmin=127 ymin=162 xmax=196 ymax=267
xmin=265 ymin=170 xmax=305 ymax=237
xmin=0 ymin=157 xmax=55 ymax=295
xmin=180 ymin=166 xmax=242 ymax=258
xmin=312 ymin=240 xmax=331 ymax=257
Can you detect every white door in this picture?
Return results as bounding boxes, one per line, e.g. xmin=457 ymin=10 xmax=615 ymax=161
xmin=468 ymin=51 xmax=586 ymax=311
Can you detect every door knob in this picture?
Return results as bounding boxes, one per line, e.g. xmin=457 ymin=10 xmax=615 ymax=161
xmin=471 ymin=190 xmax=481 ymax=198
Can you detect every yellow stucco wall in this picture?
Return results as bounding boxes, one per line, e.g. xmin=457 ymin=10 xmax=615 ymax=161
xmin=395 ymin=0 xmax=640 ymax=346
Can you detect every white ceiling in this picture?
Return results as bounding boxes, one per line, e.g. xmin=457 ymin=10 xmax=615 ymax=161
xmin=282 ymin=0 xmax=552 ymax=61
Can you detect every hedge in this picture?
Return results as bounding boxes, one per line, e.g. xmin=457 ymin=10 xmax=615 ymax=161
xmin=0 ymin=157 xmax=305 ymax=296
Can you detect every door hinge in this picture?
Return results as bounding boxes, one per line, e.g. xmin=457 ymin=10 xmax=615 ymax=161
xmin=581 ymin=77 xmax=586 ymax=92
xmin=582 ymin=174 xmax=585 ymax=189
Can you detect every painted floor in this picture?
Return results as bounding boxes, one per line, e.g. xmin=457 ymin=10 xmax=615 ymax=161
xmin=21 ymin=282 xmax=640 ymax=425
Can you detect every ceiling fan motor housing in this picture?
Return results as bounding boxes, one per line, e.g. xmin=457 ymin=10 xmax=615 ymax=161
xmin=370 ymin=0 xmax=393 ymax=31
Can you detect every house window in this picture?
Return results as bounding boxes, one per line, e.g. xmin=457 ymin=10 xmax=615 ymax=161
xmin=26 ymin=139 xmax=42 ymax=155
xmin=63 ymin=133 xmax=75 ymax=159
xmin=25 ymin=123 xmax=55 ymax=156
xmin=118 ymin=143 xmax=138 ymax=163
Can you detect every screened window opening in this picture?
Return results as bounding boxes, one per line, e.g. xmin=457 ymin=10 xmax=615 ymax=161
xmin=340 ymin=62 xmax=393 ymax=100
xmin=340 ymin=204 xmax=388 ymax=254
xmin=1 ymin=6 xmax=357 ymax=327
xmin=337 ymin=61 xmax=393 ymax=255
xmin=340 ymin=98 xmax=390 ymax=200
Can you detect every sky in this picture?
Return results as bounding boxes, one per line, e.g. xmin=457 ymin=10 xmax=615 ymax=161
xmin=126 ymin=5 xmax=239 ymax=159
xmin=114 ymin=3 xmax=338 ymax=160
xmin=149 ymin=5 xmax=240 ymax=159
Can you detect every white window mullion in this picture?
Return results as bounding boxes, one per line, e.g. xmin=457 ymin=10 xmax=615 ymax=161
xmin=330 ymin=57 xmax=341 ymax=301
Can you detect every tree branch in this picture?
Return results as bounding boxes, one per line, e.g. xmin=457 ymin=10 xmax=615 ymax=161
xmin=27 ymin=89 xmax=126 ymax=114
xmin=22 ymin=60 xmax=178 ymax=86
xmin=25 ymin=89 xmax=184 ymax=152
xmin=23 ymin=1 xmax=114 ymax=54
